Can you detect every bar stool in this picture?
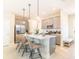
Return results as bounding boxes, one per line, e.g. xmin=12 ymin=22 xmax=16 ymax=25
xmin=21 ymin=40 xmax=30 ymax=56
xmin=16 ymin=34 xmax=30 ymax=56
xmin=16 ymin=34 xmax=22 ymax=50
xmin=29 ymin=42 xmax=42 ymax=59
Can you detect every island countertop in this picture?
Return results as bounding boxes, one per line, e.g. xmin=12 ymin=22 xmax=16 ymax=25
xmin=26 ymin=34 xmax=56 ymax=40
xmin=25 ymin=34 xmax=56 ymax=59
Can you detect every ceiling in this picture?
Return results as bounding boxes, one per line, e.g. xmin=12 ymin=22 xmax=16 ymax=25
xmin=4 ymin=0 xmax=75 ymax=18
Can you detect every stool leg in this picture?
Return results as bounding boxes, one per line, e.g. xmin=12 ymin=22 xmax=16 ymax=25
xmin=37 ymin=48 xmax=42 ymax=59
xmin=22 ymin=48 xmax=26 ymax=56
xmin=29 ymin=51 xmax=32 ymax=59
xmin=29 ymin=49 xmax=33 ymax=59
xmin=18 ymin=44 xmax=23 ymax=53
xmin=22 ymin=45 xmax=28 ymax=56
xmin=16 ymin=43 xmax=20 ymax=50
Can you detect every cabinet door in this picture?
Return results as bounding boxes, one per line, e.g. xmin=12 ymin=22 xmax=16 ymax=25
xmin=42 ymin=16 xmax=60 ymax=29
xmin=42 ymin=18 xmax=54 ymax=29
xmin=49 ymin=37 xmax=56 ymax=55
xmin=53 ymin=16 xmax=60 ymax=29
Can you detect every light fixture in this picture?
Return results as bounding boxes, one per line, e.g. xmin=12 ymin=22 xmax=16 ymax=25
xmin=35 ymin=0 xmax=42 ymax=34
xmin=22 ymin=8 xmax=25 ymax=20
xmin=36 ymin=0 xmax=41 ymax=20
xmin=37 ymin=0 xmax=39 ymax=16
xmin=21 ymin=8 xmax=26 ymax=24
xmin=28 ymin=3 xmax=31 ymax=19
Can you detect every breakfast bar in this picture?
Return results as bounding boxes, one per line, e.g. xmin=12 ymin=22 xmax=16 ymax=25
xmin=26 ymin=34 xmax=56 ymax=59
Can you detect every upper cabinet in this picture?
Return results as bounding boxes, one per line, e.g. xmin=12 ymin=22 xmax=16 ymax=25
xmin=42 ymin=16 xmax=61 ymax=29
xmin=15 ymin=14 xmax=29 ymax=31
xmin=42 ymin=9 xmax=61 ymax=29
xmin=15 ymin=15 xmax=27 ymax=24
xmin=53 ymin=16 xmax=60 ymax=29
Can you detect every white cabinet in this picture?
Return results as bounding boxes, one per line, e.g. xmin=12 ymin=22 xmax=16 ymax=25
xmin=53 ymin=16 xmax=61 ymax=29
xmin=42 ymin=16 xmax=60 ymax=29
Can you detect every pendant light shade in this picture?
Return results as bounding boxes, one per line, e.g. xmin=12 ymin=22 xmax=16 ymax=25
xmin=36 ymin=0 xmax=41 ymax=21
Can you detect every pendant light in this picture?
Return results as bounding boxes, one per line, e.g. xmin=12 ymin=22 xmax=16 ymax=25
xmin=28 ymin=3 xmax=31 ymax=19
xmin=37 ymin=0 xmax=39 ymax=16
xmin=22 ymin=8 xmax=26 ymax=24
xmin=36 ymin=0 xmax=42 ymax=34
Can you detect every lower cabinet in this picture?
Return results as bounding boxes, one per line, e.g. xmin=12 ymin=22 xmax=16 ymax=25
xmin=51 ymin=34 xmax=61 ymax=45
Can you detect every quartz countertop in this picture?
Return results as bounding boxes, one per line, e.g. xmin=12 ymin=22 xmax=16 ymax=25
xmin=27 ymin=34 xmax=56 ymax=40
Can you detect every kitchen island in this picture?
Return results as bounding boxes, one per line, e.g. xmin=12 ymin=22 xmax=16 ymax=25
xmin=26 ymin=34 xmax=56 ymax=59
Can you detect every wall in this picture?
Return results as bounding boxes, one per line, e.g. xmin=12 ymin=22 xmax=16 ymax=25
xmin=60 ymin=10 xmax=69 ymax=46
xmin=3 ymin=12 xmax=15 ymax=46
xmin=3 ymin=13 xmax=10 ymax=46
xmin=68 ymin=14 xmax=75 ymax=39
xmin=10 ymin=14 xmax=15 ymax=45
xmin=4 ymin=0 xmax=74 ymax=18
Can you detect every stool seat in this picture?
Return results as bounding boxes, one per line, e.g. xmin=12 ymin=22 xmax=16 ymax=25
xmin=25 ymin=42 xmax=29 ymax=45
xmin=31 ymin=44 xmax=41 ymax=49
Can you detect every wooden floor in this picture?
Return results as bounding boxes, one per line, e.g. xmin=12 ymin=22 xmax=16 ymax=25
xmin=51 ymin=44 xmax=75 ymax=59
xmin=3 ymin=44 xmax=75 ymax=59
